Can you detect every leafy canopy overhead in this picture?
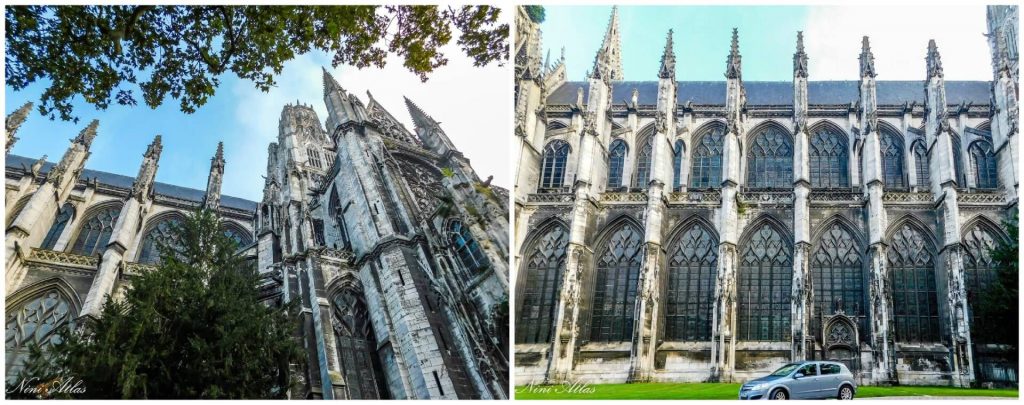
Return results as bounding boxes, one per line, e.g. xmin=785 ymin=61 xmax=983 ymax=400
xmin=5 ymin=5 xmax=509 ymax=122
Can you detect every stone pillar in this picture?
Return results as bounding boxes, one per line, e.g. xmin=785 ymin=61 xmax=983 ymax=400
xmin=791 ymin=32 xmax=813 ymax=361
xmin=5 ymin=101 xmax=32 ymax=154
xmin=203 ymin=141 xmax=225 ymax=211
xmin=990 ymin=28 xmax=1019 ymax=204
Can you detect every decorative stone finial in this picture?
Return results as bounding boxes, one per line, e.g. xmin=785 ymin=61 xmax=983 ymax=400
xmin=659 ymin=29 xmax=676 ymax=80
xmin=859 ymin=36 xmax=876 ymax=78
xmin=6 ymin=101 xmax=33 ymax=153
xmin=591 ymin=6 xmax=624 ymax=81
xmin=73 ymin=119 xmax=100 ymax=148
xmin=726 ymin=28 xmax=742 ymax=79
xmin=926 ymin=39 xmax=943 ymax=78
xmin=794 ymin=31 xmax=808 ymax=78
xmin=322 ymin=66 xmax=344 ymax=95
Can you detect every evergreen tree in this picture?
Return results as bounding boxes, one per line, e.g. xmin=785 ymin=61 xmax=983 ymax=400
xmin=7 ymin=209 xmax=304 ymax=399
xmin=976 ymin=213 xmax=1018 ymax=352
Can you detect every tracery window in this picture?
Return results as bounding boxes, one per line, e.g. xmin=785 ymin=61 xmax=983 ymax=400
xmin=809 ymin=127 xmax=849 ymax=188
xmin=539 ymin=140 xmax=570 ymax=189
xmin=449 ymin=220 xmax=489 ymax=273
xmin=333 ymin=289 xmax=387 ymax=399
xmin=970 ymin=140 xmax=999 ymax=189
xmin=952 ymin=135 xmax=966 ymax=186
xmin=962 ymin=224 xmax=1002 ymax=341
xmin=634 ymin=134 xmax=654 ymax=188
xmin=673 ymin=140 xmax=685 ymax=191
xmin=137 ymin=217 xmax=184 ymax=265
xmin=607 ymin=139 xmax=627 ymax=188
xmin=690 ymin=126 xmax=724 ymax=189
xmin=738 ymin=223 xmax=792 ymax=341
xmin=40 ymin=204 xmax=75 ymax=250
xmin=747 ymin=126 xmax=793 ymax=188
xmin=591 ymin=223 xmax=643 ymax=342
xmin=880 ymin=130 xmax=906 ymax=188
xmin=516 ymin=224 xmax=568 ymax=344
xmin=912 ymin=140 xmax=930 ymax=188
xmin=308 ymin=147 xmax=323 ymax=169
xmin=810 ymin=224 xmax=865 ymax=340
xmin=222 ymin=225 xmax=253 ymax=247
xmin=69 ymin=205 xmax=121 ymax=256
xmin=665 ymin=222 xmax=718 ymax=341
xmin=888 ymin=223 xmax=939 ymax=343
xmin=5 ymin=287 xmax=76 ymax=382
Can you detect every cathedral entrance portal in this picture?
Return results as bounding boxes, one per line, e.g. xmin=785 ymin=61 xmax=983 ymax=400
xmin=821 ymin=313 xmax=860 ymax=377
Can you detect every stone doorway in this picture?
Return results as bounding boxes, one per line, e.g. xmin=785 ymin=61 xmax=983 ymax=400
xmin=822 ymin=313 xmax=860 ymax=375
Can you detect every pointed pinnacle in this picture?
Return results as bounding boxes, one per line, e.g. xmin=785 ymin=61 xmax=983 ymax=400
xmin=322 ymin=66 xmax=343 ymax=95
xmin=926 ymin=39 xmax=943 ymax=78
xmin=404 ymin=96 xmax=436 ymax=130
xmin=794 ymin=31 xmax=808 ymax=78
xmin=74 ymin=119 xmax=100 ymax=147
xmin=725 ymin=28 xmax=742 ymax=79
xmin=6 ymin=101 xmax=33 ymax=130
xmin=859 ymin=36 xmax=876 ymax=79
xmin=659 ymin=29 xmax=676 ymax=79
xmin=211 ymin=141 xmax=225 ymax=170
xmin=146 ymin=134 xmax=163 ymax=159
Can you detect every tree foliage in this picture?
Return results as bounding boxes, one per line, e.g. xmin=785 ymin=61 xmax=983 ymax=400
xmin=5 ymin=5 xmax=509 ymax=122
xmin=6 ymin=209 xmax=304 ymax=399
xmin=524 ymin=6 xmax=545 ymax=23
xmin=976 ymin=213 xmax=1018 ymax=352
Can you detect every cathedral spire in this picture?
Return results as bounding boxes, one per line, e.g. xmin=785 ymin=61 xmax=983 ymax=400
xmin=204 ymin=141 xmax=225 ymax=211
xmin=793 ymin=31 xmax=808 ymax=78
xmin=591 ymin=6 xmax=623 ymax=81
xmin=926 ymin=39 xmax=944 ymax=78
xmin=658 ymin=29 xmax=676 ymax=80
xmin=859 ymin=36 xmax=876 ymax=78
xmin=6 ymin=101 xmax=32 ymax=154
xmin=73 ymin=119 xmax=100 ymax=148
xmin=404 ymin=96 xmax=437 ymax=131
xmin=129 ymin=134 xmax=162 ymax=202
xmin=725 ymin=28 xmax=742 ymax=79
xmin=322 ymin=66 xmax=344 ymax=95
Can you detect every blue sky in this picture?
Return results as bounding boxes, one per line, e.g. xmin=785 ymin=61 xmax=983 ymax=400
xmin=5 ymin=22 xmax=510 ymax=202
xmin=542 ymin=5 xmax=993 ymax=81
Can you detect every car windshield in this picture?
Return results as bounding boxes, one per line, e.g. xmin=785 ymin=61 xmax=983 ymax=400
xmin=769 ymin=363 xmax=801 ymax=377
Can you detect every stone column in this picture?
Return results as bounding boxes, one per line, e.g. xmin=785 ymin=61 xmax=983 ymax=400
xmin=791 ymin=32 xmax=813 ymax=361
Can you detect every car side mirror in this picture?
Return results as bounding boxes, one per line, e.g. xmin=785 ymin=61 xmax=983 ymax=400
xmin=793 ymin=373 xmax=804 ymax=379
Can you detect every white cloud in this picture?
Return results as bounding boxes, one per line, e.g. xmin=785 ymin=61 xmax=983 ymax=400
xmin=805 ymin=5 xmax=991 ymax=80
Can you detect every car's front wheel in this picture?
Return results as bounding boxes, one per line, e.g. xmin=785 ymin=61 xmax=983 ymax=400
xmin=837 ymin=385 xmax=854 ymax=400
xmin=770 ymin=389 xmax=788 ymax=400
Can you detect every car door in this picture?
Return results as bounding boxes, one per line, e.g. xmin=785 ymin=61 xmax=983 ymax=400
xmin=790 ymin=363 xmax=818 ymax=399
xmin=818 ymin=363 xmax=842 ymax=398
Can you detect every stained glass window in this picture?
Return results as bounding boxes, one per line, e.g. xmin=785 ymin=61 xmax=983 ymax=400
xmin=747 ymin=126 xmax=793 ymax=188
xmin=222 ymin=225 xmax=253 ymax=247
xmin=673 ymin=140 xmax=685 ymax=191
xmin=690 ymin=126 xmax=724 ymax=189
xmin=449 ymin=219 xmax=489 ymax=273
xmin=591 ymin=223 xmax=643 ymax=342
xmin=516 ymin=224 xmax=568 ymax=344
xmin=607 ymin=139 xmax=627 ymax=188
xmin=5 ymin=287 xmax=76 ymax=383
xmin=810 ymin=223 xmax=865 ymax=340
xmin=962 ymin=224 xmax=1002 ymax=342
xmin=888 ymin=223 xmax=939 ymax=343
xmin=913 ymin=140 xmax=930 ymax=188
xmin=40 ymin=204 xmax=74 ymax=250
xmin=970 ymin=140 xmax=999 ymax=189
xmin=634 ymin=135 xmax=654 ymax=188
xmin=333 ymin=289 xmax=387 ymax=399
xmin=540 ymin=140 xmax=570 ymax=189
xmin=738 ymin=223 xmax=792 ymax=341
xmin=665 ymin=222 xmax=718 ymax=341
xmin=880 ymin=130 xmax=905 ymax=189
xmin=809 ymin=127 xmax=849 ymax=188
xmin=69 ymin=205 xmax=121 ymax=256
xmin=137 ymin=217 xmax=183 ymax=264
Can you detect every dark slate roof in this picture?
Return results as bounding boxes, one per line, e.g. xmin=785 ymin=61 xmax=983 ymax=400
xmin=6 ymin=154 xmax=257 ymax=212
xmin=548 ymin=80 xmax=992 ymax=106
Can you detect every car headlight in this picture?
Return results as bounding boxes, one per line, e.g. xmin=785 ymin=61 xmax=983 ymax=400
xmin=748 ymin=383 xmax=769 ymax=391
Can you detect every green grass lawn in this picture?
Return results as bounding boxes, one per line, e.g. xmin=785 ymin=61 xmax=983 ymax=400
xmin=514 ymin=382 xmax=1019 ymax=400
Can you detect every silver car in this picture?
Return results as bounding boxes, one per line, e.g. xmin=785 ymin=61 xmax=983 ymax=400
xmin=738 ymin=361 xmax=857 ymax=400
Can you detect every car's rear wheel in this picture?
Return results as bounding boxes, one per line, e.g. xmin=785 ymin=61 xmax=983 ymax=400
xmin=770 ymin=389 xmax=788 ymax=400
xmin=837 ymin=385 xmax=854 ymax=400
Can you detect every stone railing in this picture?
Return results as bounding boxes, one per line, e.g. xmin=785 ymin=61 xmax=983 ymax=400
xmin=526 ymin=193 xmax=575 ymax=203
xmin=28 ymin=248 xmax=98 ymax=269
xmin=738 ymin=191 xmax=794 ymax=205
xmin=667 ymin=190 xmax=722 ymax=204
xmin=600 ymin=192 xmax=647 ymax=203
xmin=808 ymin=190 xmax=864 ymax=204
xmin=315 ymin=247 xmax=356 ymax=264
xmin=882 ymin=192 xmax=933 ymax=204
xmin=957 ymin=190 xmax=1006 ymax=205
xmin=124 ymin=262 xmax=157 ymax=276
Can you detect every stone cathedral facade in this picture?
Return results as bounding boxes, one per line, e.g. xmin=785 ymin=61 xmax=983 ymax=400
xmin=513 ymin=5 xmax=1018 ymax=387
xmin=4 ymin=70 xmax=510 ymax=399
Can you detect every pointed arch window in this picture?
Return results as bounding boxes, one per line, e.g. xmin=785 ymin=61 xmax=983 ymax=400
xmin=738 ymin=223 xmax=792 ymax=341
xmin=690 ymin=126 xmax=724 ymax=189
xmin=952 ymin=135 xmax=966 ymax=187
xmin=880 ymin=130 xmax=906 ymax=188
xmin=970 ymin=140 xmax=999 ymax=189
xmin=539 ymin=140 xmax=570 ymax=189
xmin=516 ymin=224 xmax=568 ymax=344
xmin=332 ymin=289 xmax=388 ymax=399
xmin=665 ymin=222 xmax=718 ymax=341
xmin=221 ymin=224 xmax=253 ymax=247
xmin=607 ymin=139 xmax=627 ymax=188
xmin=672 ymin=140 xmax=685 ymax=191
xmin=591 ymin=223 xmax=643 ymax=342
xmin=962 ymin=224 xmax=1002 ymax=342
xmin=41 ymin=204 xmax=75 ymax=250
xmin=137 ymin=217 xmax=184 ymax=265
xmin=634 ymin=134 xmax=654 ymax=188
xmin=747 ymin=126 xmax=793 ymax=188
xmin=449 ymin=220 xmax=489 ymax=273
xmin=810 ymin=223 xmax=865 ymax=340
xmin=69 ymin=205 xmax=121 ymax=256
xmin=888 ymin=223 xmax=939 ymax=343
xmin=5 ymin=286 xmax=77 ymax=381
xmin=809 ymin=127 xmax=849 ymax=188
xmin=912 ymin=140 xmax=930 ymax=188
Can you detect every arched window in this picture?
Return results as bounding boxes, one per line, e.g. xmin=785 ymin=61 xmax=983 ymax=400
xmin=539 ymin=140 xmax=570 ymax=189
xmin=672 ymin=140 xmax=685 ymax=191
xmin=332 ymin=288 xmax=388 ymax=399
xmin=634 ymin=133 xmax=654 ymax=188
xmin=738 ymin=222 xmax=792 ymax=341
xmin=690 ymin=125 xmax=724 ymax=189
xmin=516 ymin=223 xmax=568 ymax=344
xmin=40 ymin=203 xmax=75 ymax=250
xmin=5 ymin=285 xmax=77 ymax=381
xmin=962 ymin=223 xmax=1002 ymax=342
xmin=970 ymin=140 xmax=999 ymax=189
xmin=591 ymin=222 xmax=643 ymax=342
xmin=665 ymin=221 xmax=718 ymax=341
xmin=888 ymin=223 xmax=939 ymax=343
xmin=810 ymin=223 xmax=865 ymax=340
xmin=69 ymin=204 xmax=121 ymax=256
xmin=912 ymin=140 xmax=930 ymax=188
xmin=607 ymin=139 xmax=627 ymax=188
xmin=546 ymin=121 xmax=568 ymax=131
xmin=809 ymin=126 xmax=849 ymax=188
xmin=137 ymin=216 xmax=184 ymax=265
xmin=329 ymin=187 xmax=351 ymax=249
xmin=880 ymin=130 xmax=905 ymax=188
xmin=449 ymin=220 xmax=488 ymax=272
xmin=952 ymin=135 xmax=966 ymax=186
xmin=222 ymin=224 xmax=253 ymax=247
xmin=747 ymin=126 xmax=793 ymax=188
